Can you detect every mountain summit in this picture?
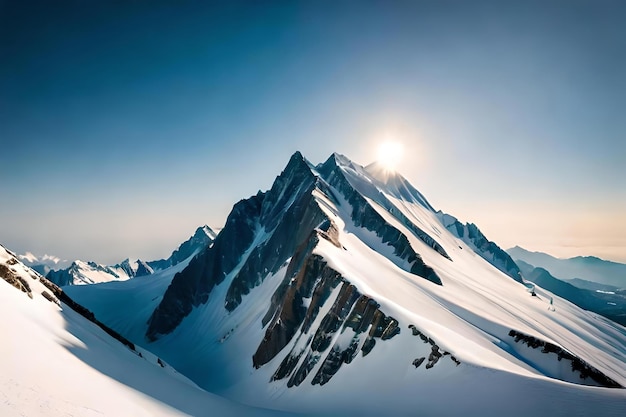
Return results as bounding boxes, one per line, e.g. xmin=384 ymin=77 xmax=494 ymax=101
xmin=71 ymin=152 xmax=626 ymax=416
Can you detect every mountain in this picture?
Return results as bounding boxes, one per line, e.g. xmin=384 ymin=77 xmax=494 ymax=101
xmin=566 ymin=278 xmax=622 ymax=293
xmin=68 ymin=152 xmax=626 ymax=416
xmin=438 ymin=213 xmax=522 ymax=281
xmin=46 ymin=225 xmax=216 ymax=287
xmin=516 ymin=259 xmax=626 ymax=326
xmin=17 ymin=252 xmax=70 ymax=276
xmin=508 ymin=246 xmax=626 ymax=289
xmin=148 ymin=225 xmax=217 ymax=271
xmin=0 ymin=243 xmax=287 ymax=417
xmin=46 ymin=259 xmax=142 ymax=286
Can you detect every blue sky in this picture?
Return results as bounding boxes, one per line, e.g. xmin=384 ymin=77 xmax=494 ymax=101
xmin=1 ymin=0 xmax=625 ymax=264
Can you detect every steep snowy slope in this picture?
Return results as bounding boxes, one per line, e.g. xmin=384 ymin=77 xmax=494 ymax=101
xmin=0 ymin=244 xmax=291 ymax=417
xmin=69 ymin=152 xmax=626 ymax=416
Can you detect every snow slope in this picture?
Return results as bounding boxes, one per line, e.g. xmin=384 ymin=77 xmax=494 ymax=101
xmin=0 ymin=244 xmax=292 ymax=417
xmin=68 ymin=152 xmax=626 ymax=416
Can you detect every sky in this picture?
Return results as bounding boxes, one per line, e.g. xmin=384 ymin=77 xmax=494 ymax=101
xmin=1 ymin=0 xmax=625 ymax=265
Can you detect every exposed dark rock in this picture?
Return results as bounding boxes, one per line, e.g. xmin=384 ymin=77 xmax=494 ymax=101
xmin=147 ymin=151 xmax=445 ymax=347
xmin=146 ymin=191 xmax=265 ymax=341
xmin=441 ymin=213 xmax=522 ymax=282
xmin=330 ymin=156 xmax=450 ymax=260
xmin=425 ymin=345 xmax=443 ymax=369
xmin=225 ymin=181 xmax=327 ymax=311
xmin=254 ymin=242 xmax=400 ymax=387
xmin=46 ymin=267 xmax=75 ymax=287
xmin=287 ymin=352 xmax=319 ymax=388
xmin=317 ymin=155 xmax=442 ymax=285
xmin=148 ymin=152 xmax=334 ymax=340
xmin=41 ymin=290 xmax=60 ymax=306
xmin=0 ymin=263 xmax=32 ymax=298
xmin=116 ymin=259 xmax=153 ymax=278
xmin=254 ymin=248 xmax=344 ymax=368
xmin=412 ymin=357 xmax=425 ymax=368
xmin=38 ymin=275 xmax=136 ymax=352
xmin=508 ymin=329 xmax=622 ymax=388
xmin=361 ymin=338 xmax=376 ymax=357
xmin=148 ymin=226 xmax=216 ymax=271
xmin=408 ymin=323 xmax=460 ymax=370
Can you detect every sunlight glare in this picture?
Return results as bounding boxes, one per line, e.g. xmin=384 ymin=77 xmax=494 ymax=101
xmin=377 ymin=141 xmax=404 ymax=171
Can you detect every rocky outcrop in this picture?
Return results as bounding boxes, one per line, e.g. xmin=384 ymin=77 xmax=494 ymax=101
xmin=0 ymin=263 xmax=33 ymax=298
xmin=147 ymin=151 xmax=443 ymax=345
xmin=408 ymin=324 xmax=460 ymax=370
xmin=439 ymin=213 xmax=522 ymax=282
xmin=254 ymin=233 xmax=400 ymax=387
xmin=148 ymin=225 xmax=216 ymax=271
xmin=46 ymin=261 xmax=126 ymax=286
xmin=38 ymin=274 xmax=136 ymax=352
xmin=116 ymin=259 xmax=153 ymax=278
xmin=317 ymin=155 xmax=442 ymax=285
xmin=508 ymin=329 xmax=622 ymax=388
xmin=147 ymin=152 xmax=325 ymax=340
xmin=146 ymin=192 xmax=265 ymax=340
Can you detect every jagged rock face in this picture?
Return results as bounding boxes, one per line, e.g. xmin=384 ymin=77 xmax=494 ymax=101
xmin=0 ymin=262 xmax=33 ymax=298
xmin=147 ymin=152 xmax=327 ymax=339
xmin=508 ymin=330 xmax=621 ymax=388
xmin=147 ymin=151 xmax=443 ymax=342
xmin=46 ymin=266 xmax=75 ymax=287
xmin=46 ymin=260 xmax=126 ymax=286
xmin=439 ymin=213 xmax=522 ymax=282
xmin=254 ymin=236 xmax=400 ymax=387
xmin=408 ymin=324 xmax=460 ymax=369
xmin=146 ymin=192 xmax=265 ymax=340
xmin=317 ymin=155 xmax=443 ymax=285
xmin=117 ymin=259 xmax=154 ymax=278
xmin=148 ymin=226 xmax=216 ymax=271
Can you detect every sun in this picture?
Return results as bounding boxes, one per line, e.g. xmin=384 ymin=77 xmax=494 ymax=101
xmin=377 ymin=141 xmax=404 ymax=171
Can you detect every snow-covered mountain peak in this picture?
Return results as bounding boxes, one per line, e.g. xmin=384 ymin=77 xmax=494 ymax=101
xmin=134 ymin=151 xmax=625 ymax=416
xmin=17 ymin=251 xmax=71 ymax=276
xmin=55 ymin=152 xmax=626 ymax=416
xmin=117 ymin=258 xmax=154 ymax=278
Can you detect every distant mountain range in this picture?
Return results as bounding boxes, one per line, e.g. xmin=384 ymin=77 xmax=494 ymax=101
xmin=515 ymin=259 xmax=626 ymax=326
xmin=507 ymin=246 xmax=626 ymax=289
xmin=18 ymin=252 xmax=71 ymax=276
xmin=44 ymin=225 xmax=216 ymax=286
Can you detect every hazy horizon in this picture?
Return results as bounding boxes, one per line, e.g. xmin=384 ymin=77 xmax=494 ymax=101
xmin=2 ymin=1 xmax=625 ymax=265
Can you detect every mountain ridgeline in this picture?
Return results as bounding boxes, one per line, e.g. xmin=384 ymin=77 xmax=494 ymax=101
xmin=439 ymin=213 xmax=522 ymax=282
xmin=45 ymin=226 xmax=216 ymax=287
xmin=145 ymin=152 xmax=540 ymax=386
